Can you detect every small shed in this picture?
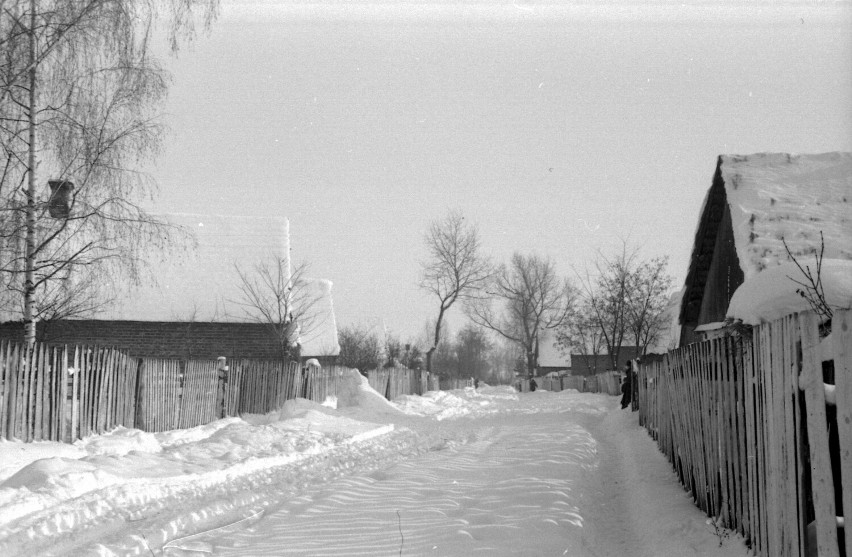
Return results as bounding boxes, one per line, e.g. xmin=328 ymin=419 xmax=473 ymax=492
xmin=679 ymin=152 xmax=852 ymax=345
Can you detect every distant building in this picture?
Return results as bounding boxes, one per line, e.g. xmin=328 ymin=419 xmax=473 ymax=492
xmin=0 ymin=214 xmax=340 ymax=361
xmin=570 ymin=347 xmax=640 ymax=376
xmin=679 ymin=152 xmax=852 ymax=345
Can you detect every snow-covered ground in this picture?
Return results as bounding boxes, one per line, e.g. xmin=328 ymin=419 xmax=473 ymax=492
xmin=0 ymin=370 xmax=749 ymax=556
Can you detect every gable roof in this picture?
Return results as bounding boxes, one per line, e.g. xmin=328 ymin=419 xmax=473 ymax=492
xmin=98 ymin=213 xmax=338 ymax=357
xmin=680 ymin=152 xmax=852 ymax=325
xmin=537 ymin=329 xmax=570 ymax=369
xmin=100 ymin=213 xmax=290 ymax=322
xmin=721 ymin=152 xmax=852 ymax=276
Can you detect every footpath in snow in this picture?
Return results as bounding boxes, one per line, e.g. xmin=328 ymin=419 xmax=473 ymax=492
xmin=0 ymin=370 xmax=749 ymax=556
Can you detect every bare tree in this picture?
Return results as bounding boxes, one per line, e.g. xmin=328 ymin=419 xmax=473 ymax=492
xmin=578 ymin=244 xmax=673 ymax=370
xmin=420 ymin=211 xmax=491 ymax=372
xmin=337 ymin=324 xmax=383 ymax=373
xmin=468 ymin=252 xmax=575 ymax=376
xmin=626 ymin=255 xmax=673 ymax=354
xmin=556 ymin=299 xmax=606 ymax=376
xmin=232 ymin=259 xmax=326 ymax=360
xmin=783 ymin=232 xmax=834 ymax=323
xmin=455 ymin=323 xmax=491 ymax=382
xmin=0 ymin=0 xmax=218 ymax=343
xmin=577 ymin=245 xmax=635 ymax=371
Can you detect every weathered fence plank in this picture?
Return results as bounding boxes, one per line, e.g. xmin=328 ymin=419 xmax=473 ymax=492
xmin=834 ymin=310 xmax=852 ymax=554
xmin=800 ymin=312 xmax=840 ymax=557
xmin=637 ymin=310 xmax=852 ymax=557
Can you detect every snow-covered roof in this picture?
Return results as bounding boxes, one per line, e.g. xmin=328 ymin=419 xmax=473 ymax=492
xmin=295 ymin=279 xmax=341 ymax=357
xmin=99 ymin=213 xmax=289 ymax=321
xmin=720 ymin=152 xmax=852 ymax=277
xmin=727 ymin=259 xmax=852 ymax=325
xmin=680 ymin=152 xmax=852 ymax=328
xmin=98 ymin=213 xmax=339 ymax=357
xmin=644 ymin=288 xmax=682 ymax=355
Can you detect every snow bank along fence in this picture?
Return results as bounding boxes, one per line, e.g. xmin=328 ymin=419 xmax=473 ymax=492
xmin=439 ymin=376 xmax=474 ymax=391
xmin=517 ymin=371 xmax=620 ymax=395
xmin=0 ymin=342 xmax=137 ymax=442
xmin=367 ymin=365 xmax=438 ymax=399
xmin=637 ymin=309 xmax=851 ymax=557
xmin=1 ymin=348 xmax=446 ymax=440
xmin=136 ymin=361 xmax=361 ymax=431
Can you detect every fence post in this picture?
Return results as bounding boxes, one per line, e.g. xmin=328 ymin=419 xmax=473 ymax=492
xmin=216 ymin=356 xmax=228 ymax=419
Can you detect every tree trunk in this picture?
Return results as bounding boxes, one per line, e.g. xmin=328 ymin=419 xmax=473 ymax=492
xmin=23 ymin=0 xmax=37 ymax=345
xmin=526 ymin=350 xmax=536 ymax=378
xmin=426 ymin=305 xmax=446 ymax=373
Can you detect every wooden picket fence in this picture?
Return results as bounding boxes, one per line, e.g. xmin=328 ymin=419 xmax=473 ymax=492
xmin=0 ymin=342 xmax=138 ymax=442
xmin=236 ymin=360 xmax=302 ymax=415
xmin=518 ymin=371 xmax=621 ymax=395
xmin=637 ymin=309 xmax=851 ymax=557
xmin=439 ymin=376 xmax=474 ymax=391
xmin=1 ymin=345 xmax=447 ymax=439
xmin=368 ymin=366 xmax=434 ymax=399
xmin=135 ymin=358 xmax=237 ymax=432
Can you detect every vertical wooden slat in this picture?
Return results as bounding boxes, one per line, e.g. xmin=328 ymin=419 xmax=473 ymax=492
xmin=726 ymin=336 xmax=743 ymax=534
xmin=800 ymin=311 xmax=840 ymax=557
xmin=742 ymin=335 xmax=758 ymax=551
xmin=22 ymin=343 xmax=33 ymax=441
xmin=769 ymin=319 xmax=787 ymax=555
xmin=32 ymin=343 xmax=43 ymax=441
xmin=832 ymin=309 xmax=852 ymax=554
xmin=782 ymin=316 xmax=801 ymax=555
xmin=0 ymin=342 xmax=9 ymax=439
xmin=9 ymin=343 xmax=21 ymax=440
xmin=77 ymin=347 xmax=86 ymax=439
xmin=58 ymin=346 xmax=68 ymax=442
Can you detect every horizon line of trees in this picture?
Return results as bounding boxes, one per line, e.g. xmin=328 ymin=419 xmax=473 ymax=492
xmin=416 ymin=210 xmax=675 ymax=378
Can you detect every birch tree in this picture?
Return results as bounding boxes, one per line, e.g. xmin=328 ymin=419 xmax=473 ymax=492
xmin=0 ymin=0 xmax=218 ymax=343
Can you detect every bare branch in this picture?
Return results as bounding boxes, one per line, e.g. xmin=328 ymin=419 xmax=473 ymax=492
xmin=467 ymin=252 xmax=575 ymax=376
xmin=419 ymin=210 xmax=492 ymax=372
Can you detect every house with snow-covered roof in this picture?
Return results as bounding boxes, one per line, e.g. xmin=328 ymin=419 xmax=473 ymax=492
xmin=0 ymin=214 xmax=341 ymax=361
xmin=679 ymin=152 xmax=852 ymax=345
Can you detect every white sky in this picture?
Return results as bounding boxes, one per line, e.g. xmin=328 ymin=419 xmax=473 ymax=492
xmin=148 ymin=0 xmax=852 ymax=340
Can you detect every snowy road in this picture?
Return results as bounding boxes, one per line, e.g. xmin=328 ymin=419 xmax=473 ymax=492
xmin=0 ymin=377 xmax=749 ymax=556
xmin=188 ymin=396 xmax=746 ymax=556
xmin=213 ymin=413 xmax=595 ymax=555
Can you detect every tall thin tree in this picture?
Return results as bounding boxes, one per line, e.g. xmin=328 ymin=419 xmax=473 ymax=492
xmin=420 ymin=211 xmax=491 ymax=372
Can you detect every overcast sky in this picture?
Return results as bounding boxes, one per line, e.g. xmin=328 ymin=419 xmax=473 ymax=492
xmin=149 ymin=0 xmax=852 ymax=341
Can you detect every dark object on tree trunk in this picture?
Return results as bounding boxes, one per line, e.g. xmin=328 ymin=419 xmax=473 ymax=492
xmin=48 ymin=180 xmax=74 ymax=219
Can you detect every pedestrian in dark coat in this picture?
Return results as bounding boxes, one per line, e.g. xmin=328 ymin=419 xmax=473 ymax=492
xmin=620 ymin=364 xmax=632 ymax=409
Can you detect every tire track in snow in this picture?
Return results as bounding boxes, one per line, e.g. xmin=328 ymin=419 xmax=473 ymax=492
xmin=210 ymin=414 xmax=598 ymax=556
